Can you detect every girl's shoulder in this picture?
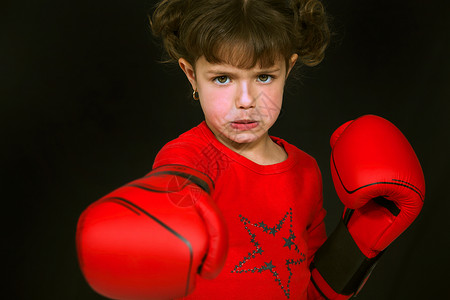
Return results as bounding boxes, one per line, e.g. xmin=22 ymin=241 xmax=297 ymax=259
xmin=152 ymin=122 xmax=225 ymax=178
xmin=271 ymin=136 xmax=318 ymax=167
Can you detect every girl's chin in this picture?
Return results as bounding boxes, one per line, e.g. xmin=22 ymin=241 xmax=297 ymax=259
xmin=208 ymin=122 xmax=269 ymax=147
xmin=223 ymin=131 xmax=266 ymax=146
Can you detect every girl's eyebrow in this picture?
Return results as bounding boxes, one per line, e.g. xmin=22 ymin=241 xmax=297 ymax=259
xmin=259 ymin=67 xmax=281 ymax=73
xmin=206 ymin=69 xmax=229 ymax=75
xmin=206 ymin=67 xmax=281 ymax=75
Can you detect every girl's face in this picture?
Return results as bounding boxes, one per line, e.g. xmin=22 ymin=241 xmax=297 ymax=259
xmin=179 ymin=54 xmax=297 ymax=152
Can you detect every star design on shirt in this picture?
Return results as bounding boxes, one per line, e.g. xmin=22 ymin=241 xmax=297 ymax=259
xmin=231 ymin=208 xmax=306 ymax=299
xmin=283 ymin=233 xmax=296 ymax=250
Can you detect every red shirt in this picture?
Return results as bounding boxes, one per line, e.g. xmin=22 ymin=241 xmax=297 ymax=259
xmin=153 ymin=122 xmax=327 ymax=299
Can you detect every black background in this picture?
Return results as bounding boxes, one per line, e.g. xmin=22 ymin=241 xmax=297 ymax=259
xmin=3 ymin=0 xmax=449 ymax=299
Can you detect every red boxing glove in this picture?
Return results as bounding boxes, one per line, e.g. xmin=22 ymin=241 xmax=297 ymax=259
xmin=331 ymin=115 xmax=425 ymax=257
xmin=311 ymin=115 xmax=425 ymax=299
xmin=76 ymin=164 xmax=228 ymax=300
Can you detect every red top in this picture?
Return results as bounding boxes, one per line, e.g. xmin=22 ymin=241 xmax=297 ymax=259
xmin=153 ymin=122 xmax=327 ymax=300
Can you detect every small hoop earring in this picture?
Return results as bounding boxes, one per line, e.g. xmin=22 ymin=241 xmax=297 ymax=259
xmin=193 ymin=90 xmax=199 ymax=101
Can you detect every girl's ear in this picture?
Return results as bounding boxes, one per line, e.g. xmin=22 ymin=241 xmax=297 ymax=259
xmin=178 ymin=58 xmax=197 ymax=90
xmin=286 ymin=53 xmax=298 ymax=78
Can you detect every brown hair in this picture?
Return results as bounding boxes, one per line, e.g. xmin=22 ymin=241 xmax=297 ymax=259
xmin=150 ymin=0 xmax=329 ymax=70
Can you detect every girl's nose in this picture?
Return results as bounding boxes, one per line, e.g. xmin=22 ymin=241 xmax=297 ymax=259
xmin=235 ymin=82 xmax=256 ymax=109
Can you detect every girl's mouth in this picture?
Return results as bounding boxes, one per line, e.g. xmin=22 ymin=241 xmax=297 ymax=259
xmin=231 ymin=120 xmax=258 ymax=130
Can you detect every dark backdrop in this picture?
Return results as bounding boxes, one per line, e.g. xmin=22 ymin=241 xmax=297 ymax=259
xmin=3 ymin=0 xmax=449 ymax=299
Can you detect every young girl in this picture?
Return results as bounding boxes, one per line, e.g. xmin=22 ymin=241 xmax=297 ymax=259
xmin=149 ymin=0 xmax=329 ymax=298
xmin=76 ymin=0 xmax=425 ymax=299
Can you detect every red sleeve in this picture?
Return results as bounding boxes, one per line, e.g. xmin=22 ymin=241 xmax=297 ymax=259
xmin=307 ymin=214 xmax=327 ymax=300
xmin=307 ymin=161 xmax=328 ymax=300
xmin=306 ymin=160 xmax=327 ymax=263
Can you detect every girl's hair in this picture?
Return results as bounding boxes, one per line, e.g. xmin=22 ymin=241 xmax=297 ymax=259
xmin=150 ymin=0 xmax=329 ymax=70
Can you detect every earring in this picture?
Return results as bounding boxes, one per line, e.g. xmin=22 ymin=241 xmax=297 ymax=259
xmin=193 ymin=89 xmax=199 ymax=100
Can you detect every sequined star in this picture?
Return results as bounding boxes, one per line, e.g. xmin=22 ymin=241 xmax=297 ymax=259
xmin=283 ymin=236 xmax=295 ymax=250
xmin=264 ymin=261 xmax=275 ymax=270
xmin=231 ymin=209 xmax=306 ymax=299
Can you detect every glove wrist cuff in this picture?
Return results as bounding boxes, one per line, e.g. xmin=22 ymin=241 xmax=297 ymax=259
xmin=312 ymin=216 xmax=383 ymax=296
xmin=149 ymin=164 xmax=214 ymax=194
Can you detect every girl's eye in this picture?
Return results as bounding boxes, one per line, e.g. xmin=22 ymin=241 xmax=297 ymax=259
xmin=214 ymin=76 xmax=230 ymax=84
xmin=258 ymin=74 xmax=272 ymax=83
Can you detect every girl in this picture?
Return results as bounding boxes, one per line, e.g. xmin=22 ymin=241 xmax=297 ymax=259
xmin=150 ymin=0 xmax=329 ymax=298
xmin=77 ymin=1 xmax=425 ymax=299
